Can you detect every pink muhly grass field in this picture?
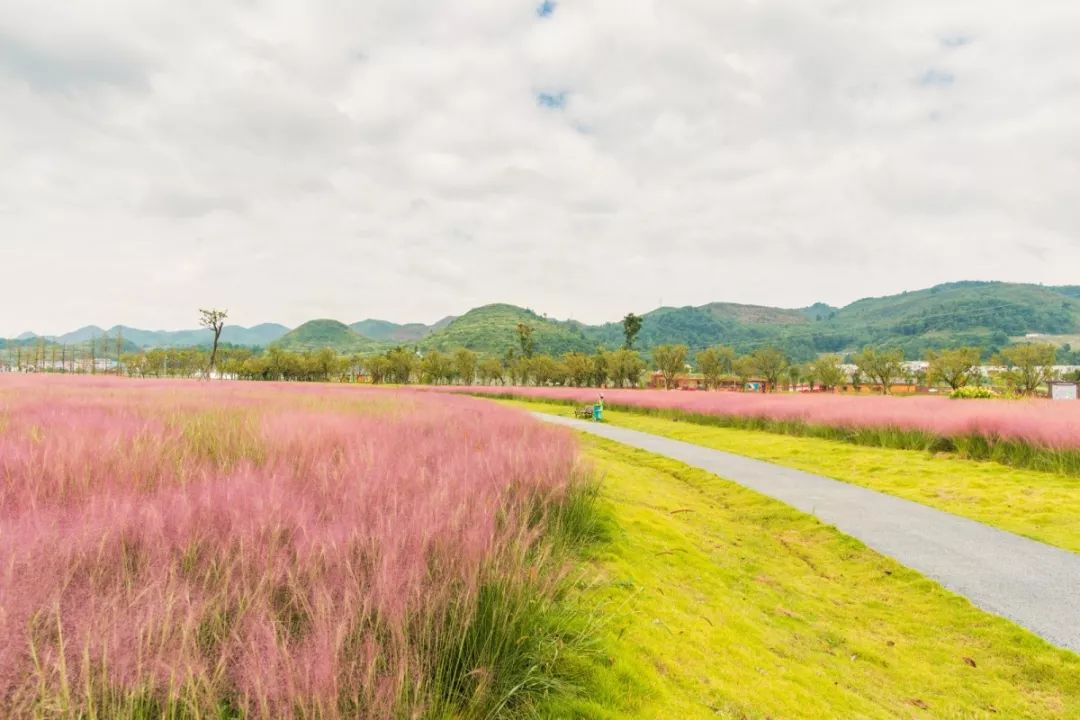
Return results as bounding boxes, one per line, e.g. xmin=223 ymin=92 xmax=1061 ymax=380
xmin=0 ymin=375 xmax=585 ymax=718
xmin=448 ymin=386 xmax=1080 ymax=452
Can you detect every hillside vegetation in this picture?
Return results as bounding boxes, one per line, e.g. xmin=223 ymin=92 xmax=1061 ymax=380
xmin=9 ymin=281 xmax=1080 ymax=360
xmin=575 ymin=282 xmax=1080 ymax=360
xmin=273 ymin=319 xmax=382 ymax=353
xmin=419 ymin=304 xmax=595 ymax=356
xmin=350 ymin=316 xmax=455 ymax=342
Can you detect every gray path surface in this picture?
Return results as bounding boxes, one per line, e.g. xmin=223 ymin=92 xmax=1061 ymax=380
xmin=536 ymin=412 xmax=1080 ymax=654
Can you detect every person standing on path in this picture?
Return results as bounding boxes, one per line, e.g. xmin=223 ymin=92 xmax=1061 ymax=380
xmin=593 ymin=393 xmax=604 ymax=421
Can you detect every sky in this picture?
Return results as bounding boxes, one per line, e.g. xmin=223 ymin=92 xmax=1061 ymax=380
xmin=2 ymin=0 xmax=1079 ymax=335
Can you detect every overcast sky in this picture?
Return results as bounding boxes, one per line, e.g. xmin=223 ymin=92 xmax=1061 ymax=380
xmin=2 ymin=0 xmax=1078 ymax=335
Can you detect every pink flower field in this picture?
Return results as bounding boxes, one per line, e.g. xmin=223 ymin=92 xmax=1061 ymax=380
xmin=447 ymin=386 xmax=1080 ymax=451
xmin=0 ymin=375 xmax=585 ymax=718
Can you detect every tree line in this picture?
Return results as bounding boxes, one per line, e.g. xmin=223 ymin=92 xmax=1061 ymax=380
xmin=5 ymin=309 xmax=1072 ymax=396
xmin=8 ymin=339 xmax=1062 ymax=398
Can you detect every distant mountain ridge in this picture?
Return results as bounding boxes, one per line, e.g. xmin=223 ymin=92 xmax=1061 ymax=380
xmin=349 ymin=316 xmax=456 ymax=343
xmin=32 ymin=324 xmax=293 ymax=349
xmin=273 ymin=320 xmax=380 ymax=353
xmin=7 ymin=281 xmax=1080 ymax=361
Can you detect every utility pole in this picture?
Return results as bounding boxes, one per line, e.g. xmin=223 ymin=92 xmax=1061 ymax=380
xmin=115 ymin=328 xmax=123 ymax=376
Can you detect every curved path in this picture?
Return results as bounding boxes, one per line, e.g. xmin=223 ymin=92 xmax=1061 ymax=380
xmin=536 ymin=413 xmax=1080 ymax=654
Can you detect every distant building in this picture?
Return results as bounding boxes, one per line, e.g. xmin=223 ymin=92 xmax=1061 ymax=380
xmin=646 ymin=371 xmax=770 ymax=392
xmin=647 ymin=371 xmax=707 ymax=390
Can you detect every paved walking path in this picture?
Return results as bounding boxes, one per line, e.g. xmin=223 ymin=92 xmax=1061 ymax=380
xmin=537 ymin=413 xmax=1080 ymax=654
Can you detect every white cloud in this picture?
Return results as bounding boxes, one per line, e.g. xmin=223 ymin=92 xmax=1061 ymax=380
xmin=1 ymin=0 xmax=1079 ymax=334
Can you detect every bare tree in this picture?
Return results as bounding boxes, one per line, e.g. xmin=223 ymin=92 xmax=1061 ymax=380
xmin=199 ymin=309 xmax=228 ymax=379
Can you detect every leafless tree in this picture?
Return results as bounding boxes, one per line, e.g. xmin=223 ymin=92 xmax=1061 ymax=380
xmin=199 ymin=308 xmax=228 ymax=379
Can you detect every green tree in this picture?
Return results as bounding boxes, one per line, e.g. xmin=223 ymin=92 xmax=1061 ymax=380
xmin=590 ymin=351 xmax=610 ymax=387
xmin=420 ymin=350 xmax=454 ymax=384
xmin=751 ymin=347 xmax=789 ymax=392
xmin=510 ymin=356 xmax=532 ymax=385
xmin=562 ymin=352 xmax=593 ymax=387
xmin=652 ymin=344 xmax=688 ymax=390
xmin=385 ymin=347 xmax=417 ymax=384
xmin=312 ymin=347 xmax=339 ymax=381
xmin=219 ymin=348 xmax=254 ymax=379
xmin=607 ymin=348 xmax=646 ymax=388
xmin=530 ymin=354 xmax=567 ymax=386
xmin=809 ymin=354 xmax=846 ymax=391
xmin=715 ymin=345 xmax=737 ymax=375
xmin=926 ymin=347 xmax=983 ymax=391
xmin=853 ymin=346 xmax=905 ymax=395
xmin=516 ymin=322 xmax=535 ymax=359
xmin=695 ymin=348 xmax=725 ymax=389
xmin=477 ymin=356 xmax=505 ymax=385
xmin=452 ymin=348 xmax=478 ymax=385
xmin=732 ymin=355 xmax=756 ymax=390
xmin=366 ymin=354 xmax=390 ymax=384
xmin=996 ymin=343 xmax=1057 ymax=396
xmin=622 ymin=312 xmax=644 ymax=350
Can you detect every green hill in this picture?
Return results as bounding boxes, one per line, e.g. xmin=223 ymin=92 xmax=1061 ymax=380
xmin=52 ymin=326 xmax=108 ymax=344
xmin=420 ymin=304 xmax=595 ymax=356
xmin=671 ymin=282 xmax=1080 ymax=361
xmin=831 ymin=282 xmax=1078 ymax=332
xmin=0 ymin=334 xmax=140 ymax=355
xmin=579 ymin=302 xmax=810 ymax=353
xmin=350 ymin=316 xmax=455 ymax=343
xmin=564 ymin=282 xmax=1080 ymax=361
xmin=12 ymin=281 xmax=1080 ymax=362
xmin=817 ymin=281 xmax=1080 ymax=358
xmin=188 ymin=283 xmax=1080 ymax=360
xmin=798 ymin=303 xmax=837 ymax=321
xmin=45 ymin=324 xmax=289 ymax=349
xmin=273 ymin=320 xmax=381 ymax=353
xmin=351 ymin=319 xmax=414 ymax=341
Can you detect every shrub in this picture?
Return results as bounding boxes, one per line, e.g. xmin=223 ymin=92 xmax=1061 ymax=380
xmin=949 ymin=386 xmax=996 ymax=399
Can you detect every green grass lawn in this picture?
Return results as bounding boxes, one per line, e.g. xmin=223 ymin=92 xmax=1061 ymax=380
xmin=503 ymin=399 xmax=1080 ymax=554
xmin=545 ymin=437 xmax=1080 ymax=719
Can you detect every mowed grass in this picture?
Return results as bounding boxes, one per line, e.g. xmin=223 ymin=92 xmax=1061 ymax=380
xmin=503 ymin=399 xmax=1080 ymax=554
xmin=548 ymin=437 xmax=1080 ymax=719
